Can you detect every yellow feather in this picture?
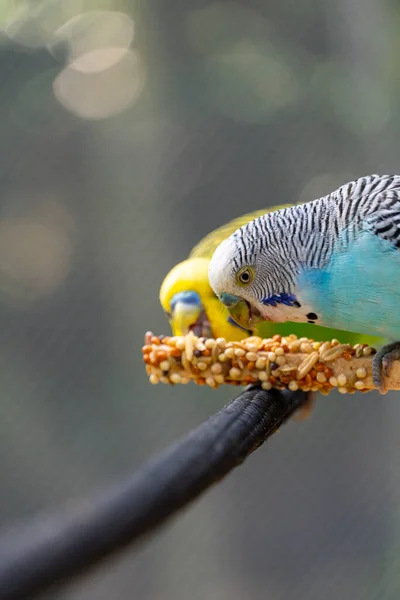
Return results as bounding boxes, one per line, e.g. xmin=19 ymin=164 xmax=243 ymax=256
xmin=159 ymin=258 xmax=210 ymax=314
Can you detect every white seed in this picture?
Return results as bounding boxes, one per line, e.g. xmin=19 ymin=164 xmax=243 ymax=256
xmin=229 ymin=367 xmax=242 ymax=379
xmin=206 ymin=376 xmax=216 ymax=387
xmin=211 ymin=363 xmax=223 ymax=374
xmin=149 ymin=374 xmax=159 ymax=384
xmin=363 ymin=346 xmax=373 ymax=356
xmin=258 ymin=371 xmax=268 ymax=381
xmin=275 ymin=347 xmax=285 ymax=356
xmin=338 ymin=387 xmax=348 ymax=394
xmin=268 ymin=352 xmax=276 ymax=362
xmin=218 ymin=353 xmax=227 ymax=362
xmin=205 ymin=339 xmax=216 ymax=349
xmin=159 ymin=360 xmax=170 ymax=372
xmin=181 ymin=352 xmax=190 ymax=370
xmin=225 ymin=348 xmax=234 ymax=359
xmin=235 ymin=348 xmax=246 ymax=357
xmin=300 ymin=342 xmax=313 ymax=353
xmin=337 ymin=374 xmax=347 ymax=387
xmin=246 ymin=343 xmax=260 ymax=352
xmin=246 ymin=352 xmax=258 ymax=362
xmin=279 ymin=366 xmax=296 ymax=374
xmin=354 ymin=380 xmax=365 ymax=390
xmin=356 ymin=367 xmax=367 ymax=379
xmin=216 ymin=338 xmax=226 ymax=348
xmin=319 ymin=341 xmax=331 ymax=355
xmin=329 ymin=376 xmax=338 ymax=387
xmin=275 ymin=356 xmax=286 ymax=366
xmin=262 ymin=381 xmax=272 ymax=390
xmin=316 ymin=372 xmax=327 ymax=383
xmin=296 ymin=351 xmax=319 ymax=380
xmin=255 ymin=358 xmax=266 ymax=370
xmin=311 ymin=385 xmax=320 ymax=392
xmin=185 ymin=333 xmax=194 ymax=362
xmin=288 ymin=380 xmax=299 ymax=391
xmin=319 ymin=344 xmax=348 ymax=362
xmin=175 ymin=338 xmax=185 ymax=350
xmin=215 ymin=374 xmax=225 ymax=384
xmin=170 ymin=373 xmax=182 ymax=384
xmin=197 ymin=362 xmax=208 ymax=371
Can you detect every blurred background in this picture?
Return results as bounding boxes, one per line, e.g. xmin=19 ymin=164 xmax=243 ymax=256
xmin=0 ymin=0 xmax=399 ymax=598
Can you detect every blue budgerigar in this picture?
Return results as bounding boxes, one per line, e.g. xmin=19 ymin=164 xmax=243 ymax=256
xmin=208 ymin=174 xmax=400 ymax=393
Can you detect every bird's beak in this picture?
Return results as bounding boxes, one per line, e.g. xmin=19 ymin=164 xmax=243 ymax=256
xmin=172 ymin=301 xmax=202 ymax=336
xmin=220 ymin=293 xmax=263 ymax=332
xmin=170 ymin=292 xmax=202 ymax=336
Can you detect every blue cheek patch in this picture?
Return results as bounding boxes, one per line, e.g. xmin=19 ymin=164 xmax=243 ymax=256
xmin=261 ymin=293 xmax=300 ymax=308
xmin=170 ymin=291 xmax=201 ymax=311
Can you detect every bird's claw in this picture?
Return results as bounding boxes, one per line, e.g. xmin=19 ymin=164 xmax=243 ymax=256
xmin=372 ymin=342 xmax=400 ymax=394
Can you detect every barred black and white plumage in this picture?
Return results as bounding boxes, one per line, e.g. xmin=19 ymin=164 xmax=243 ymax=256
xmin=208 ymin=173 xmax=400 ymax=393
xmin=226 ymin=174 xmax=400 ymax=296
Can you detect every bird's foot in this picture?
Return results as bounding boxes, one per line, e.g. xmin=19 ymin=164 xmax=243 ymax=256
xmin=372 ymin=342 xmax=400 ymax=394
xmin=294 ymin=391 xmax=316 ymax=422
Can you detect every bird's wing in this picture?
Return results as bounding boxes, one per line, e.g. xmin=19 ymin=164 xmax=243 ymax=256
xmin=189 ymin=205 xmax=292 ymax=260
xmin=363 ymin=180 xmax=400 ymax=249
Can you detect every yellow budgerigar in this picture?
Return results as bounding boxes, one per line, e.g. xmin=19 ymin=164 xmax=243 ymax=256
xmin=160 ymin=205 xmax=384 ymax=347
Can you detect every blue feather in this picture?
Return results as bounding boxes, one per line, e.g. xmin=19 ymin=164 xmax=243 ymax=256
xmin=296 ymin=231 xmax=400 ymax=340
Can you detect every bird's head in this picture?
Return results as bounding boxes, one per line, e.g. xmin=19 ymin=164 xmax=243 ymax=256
xmin=160 ymin=257 xmax=252 ymax=340
xmin=208 ymin=216 xmax=303 ymax=331
xmin=160 ymin=258 xmax=212 ymax=337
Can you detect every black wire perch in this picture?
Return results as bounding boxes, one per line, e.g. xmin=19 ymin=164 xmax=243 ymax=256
xmin=0 ymin=385 xmax=307 ymax=600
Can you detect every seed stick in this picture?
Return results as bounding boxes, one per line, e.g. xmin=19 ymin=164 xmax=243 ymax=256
xmin=142 ymin=332 xmax=394 ymax=394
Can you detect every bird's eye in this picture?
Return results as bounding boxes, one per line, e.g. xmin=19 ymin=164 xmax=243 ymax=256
xmin=236 ymin=267 xmax=254 ymax=286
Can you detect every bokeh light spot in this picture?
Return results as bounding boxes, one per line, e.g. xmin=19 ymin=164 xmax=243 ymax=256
xmin=53 ymin=49 xmax=145 ymax=120
xmin=48 ymin=9 xmax=135 ymax=67
xmin=66 ymin=47 xmax=130 ymax=74
xmin=0 ymin=198 xmax=75 ymax=305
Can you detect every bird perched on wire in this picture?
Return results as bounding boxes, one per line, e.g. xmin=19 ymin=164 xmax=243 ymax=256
xmin=208 ymin=173 xmax=398 ymax=393
xmin=160 ymin=203 xmax=382 ymax=347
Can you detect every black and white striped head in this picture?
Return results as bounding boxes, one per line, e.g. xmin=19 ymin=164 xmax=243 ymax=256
xmin=208 ymin=215 xmax=303 ymax=329
xmin=208 ymin=225 xmax=262 ymax=300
